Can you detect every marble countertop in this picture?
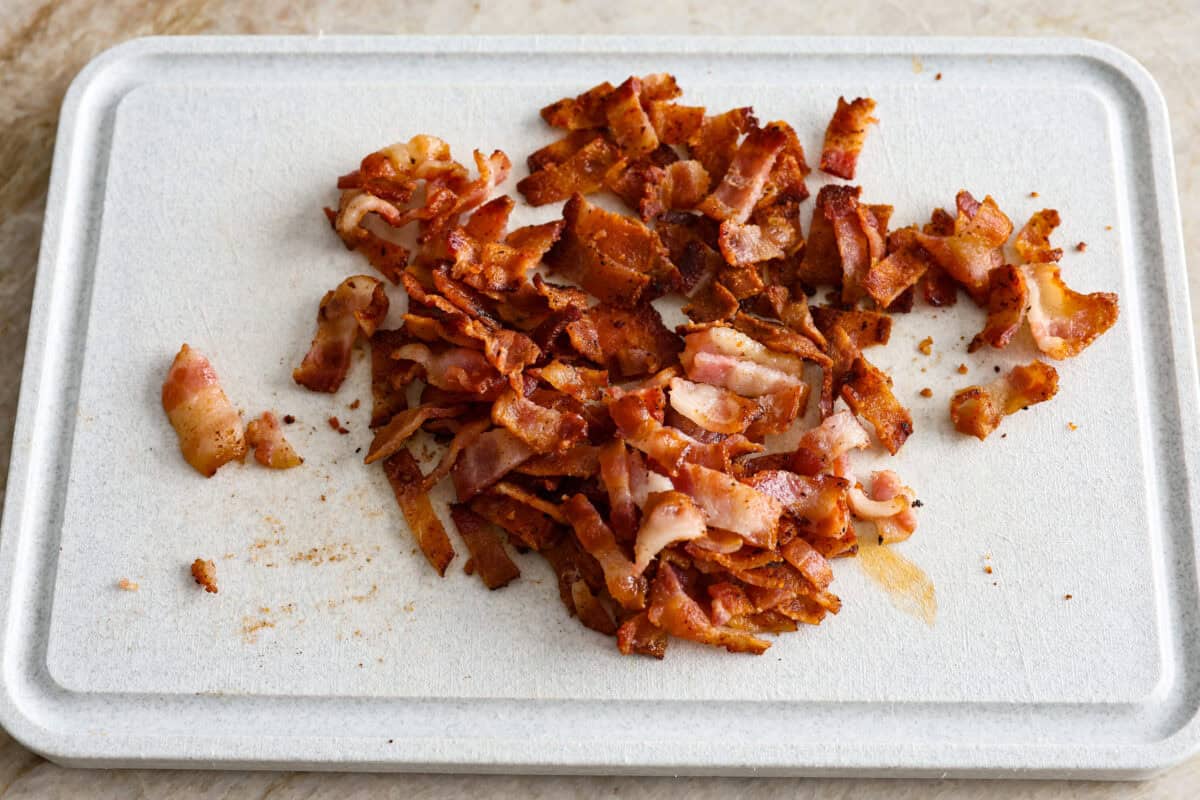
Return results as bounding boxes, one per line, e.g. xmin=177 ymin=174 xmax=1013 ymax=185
xmin=1 ymin=0 xmax=1197 ymax=797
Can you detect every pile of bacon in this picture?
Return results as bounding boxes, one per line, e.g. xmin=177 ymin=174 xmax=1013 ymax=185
xmin=180 ymin=73 xmax=1116 ymax=657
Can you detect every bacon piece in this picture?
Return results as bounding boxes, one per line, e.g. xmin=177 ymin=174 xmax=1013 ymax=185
xmin=686 ymin=107 xmax=756 ymax=183
xmin=950 ymin=360 xmax=1060 ymax=440
xmin=1021 ymin=262 xmax=1119 ymax=359
xmin=968 ymin=265 xmax=1029 ymax=353
xmin=599 ymin=440 xmax=639 ymax=542
xmin=517 ymin=443 xmax=601 ymax=479
xmin=542 ymin=538 xmax=615 ymax=633
xmin=490 ymin=480 xmax=568 ymax=525
xmin=840 ymin=355 xmax=913 ymax=455
xmin=781 ymin=538 xmax=834 ymax=591
xmin=568 ymin=302 xmax=683 ymax=379
xmin=491 ymin=387 xmax=587 ymax=454
xmin=447 ymin=222 xmax=563 ymax=295
xmin=161 ymin=344 xmax=247 ymax=477
xmin=639 ymin=160 xmax=711 ymax=220
xmin=698 ymin=124 xmax=788 ymax=224
xmin=364 ymin=404 xmax=464 ymax=465
xmin=683 ymin=279 xmax=740 ymax=324
xmin=758 ymin=121 xmax=811 ymax=205
xmin=648 ymin=563 xmax=769 ymax=654
xmin=449 ymin=505 xmax=520 ymax=589
xmin=851 ymin=469 xmax=918 ymax=545
xmin=743 ymin=470 xmax=850 ymax=541
xmin=706 ymin=582 xmax=756 ymax=626
xmin=1015 ymin=209 xmax=1064 ymax=263
xmin=791 ymin=410 xmax=870 ymax=476
xmin=605 ymin=77 xmax=660 ymax=157
xmin=394 ymin=343 xmax=504 ymax=395
xmin=469 ymin=491 xmax=559 ymax=552
xmin=668 ymin=377 xmax=761 ymax=435
xmin=648 ymin=101 xmax=706 ymax=145
xmin=680 ymin=326 xmax=809 ymax=398
xmin=528 ymin=360 xmax=609 ymax=402
xmin=730 ymin=312 xmax=830 ymax=366
xmin=562 ymin=494 xmax=646 ymax=611
xmin=451 ymin=427 xmax=536 ymax=500
xmin=245 ymin=411 xmax=302 ymax=469
xmin=819 ymin=97 xmax=878 ymax=180
xmin=810 ymin=306 xmax=892 ymax=350
xmin=383 ymin=449 xmax=455 ymax=576
xmin=420 ymin=417 xmax=491 ymax=491
xmin=608 ymin=391 xmax=728 ymax=474
xmin=294 ymin=276 xmax=389 ymax=393
xmin=862 ymin=228 xmax=934 ymax=309
xmin=463 ymin=196 xmax=515 ymax=242
xmin=517 ymin=137 xmax=623 ymax=206
xmin=717 ymin=221 xmax=785 ymax=266
xmin=527 ymin=130 xmax=604 ymax=172
xmin=541 ymin=81 xmax=617 ymax=129
xmin=633 ymin=491 xmax=706 ymax=573
xmin=671 ymin=462 xmax=782 ymax=549
xmin=914 ymin=192 xmax=1013 ymax=303
xmin=616 ymin=611 xmax=669 ymax=658
xmin=369 ymin=329 xmax=415 ymax=428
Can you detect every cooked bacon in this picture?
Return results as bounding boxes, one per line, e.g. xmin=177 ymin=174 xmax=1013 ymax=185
xmin=639 ymin=160 xmax=711 ymax=220
xmin=796 ymin=185 xmax=853 ymax=290
xmin=527 ymin=130 xmax=604 ymax=172
xmin=683 ymin=279 xmax=741 ymax=324
xmin=421 ymin=417 xmax=491 ymax=491
xmin=648 ymin=562 xmax=769 ymax=654
xmin=469 ymin=491 xmax=559 ymax=551
xmin=294 ymin=276 xmax=389 ymax=393
xmin=810 ymin=306 xmax=892 ymax=350
xmin=517 ymin=137 xmax=623 ymax=206
xmin=517 ymin=443 xmax=601 ymax=479
xmin=698 ymin=124 xmax=788 ymax=223
xmin=541 ymin=81 xmax=617 ymax=129
xmin=369 ymin=329 xmax=415 ymax=427
xmin=680 ymin=326 xmax=809 ymax=397
xmin=363 ymin=405 xmax=462 ymax=465
xmin=447 ymin=222 xmax=563 ymax=294
xmin=717 ymin=221 xmax=785 ymax=266
xmin=570 ymin=302 xmax=683 ymax=379
xmin=780 ymin=538 xmax=833 ymax=591
xmin=743 ymin=470 xmax=850 ymax=541
xmin=914 ymin=192 xmax=1013 ymax=303
xmin=542 ymin=537 xmax=614 ymax=633
xmin=671 ymin=462 xmax=783 ymax=549
xmin=744 ymin=385 xmax=808 ymax=439
xmin=791 ymin=410 xmax=870 ymax=475
xmin=852 ymin=469 xmax=918 ymax=544
xmin=451 ymin=426 xmax=536 ymax=500
xmin=463 ymin=196 xmax=515 ymax=242
xmin=383 ymin=450 xmax=456 ymax=576
xmin=245 ymin=411 xmax=302 ymax=469
xmin=1022 ymin=262 xmax=1119 ymax=359
xmin=840 ymin=355 xmax=913 ymax=455
xmin=608 ymin=390 xmax=729 ymax=474
xmin=528 ymin=360 xmax=609 ymax=402
xmin=950 ymin=360 xmax=1060 ymax=440
xmin=648 ymin=101 xmax=706 ymax=145
xmin=562 ymin=494 xmax=646 ymax=611
xmin=394 ymin=343 xmax=504 ymax=395
xmin=686 ymin=107 xmax=756 ymax=183
xmin=449 ymin=505 xmax=520 ymax=589
xmin=862 ymin=228 xmax=933 ymax=309
xmin=1015 ymin=209 xmax=1064 ymax=263
xmin=616 ymin=611 xmax=669 ymax=658
xmin=633 ymin=491 xmax=707 ymax=573
xmin=841 ymin=201 xmax=891 ymax=305
xmin=706 ymin=582 xmax=756 ymax=626
xmin=968 ymin=265 xmax=1029 ymax=353
xmin=730 ymin=312 xmax=830 ymax=366
xmin=599 ymin=440 xmax=639 ymax=541
xmin=668 ymin=376 xmax=761 ymax=435
xmin=819 ymin=97 xmax=877 ymax=179
xmin=491 ymin=387 xmax=588 ymax=454
xmin=605 ymin=77 xmax=660 ymax=157
xmin=758 ymin=121 xmax=811 ymax=206
xmin=161 ymin=344 xmax=247 ymax=477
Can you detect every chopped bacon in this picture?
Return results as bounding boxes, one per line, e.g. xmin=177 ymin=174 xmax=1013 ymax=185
xmin=648 ymin=101 xmax=706 ymax=145
xmin=668 ymin=376 xmax=762 ymax=435
xmin=616 ymin=611 xmax=669 ymax=658
xmin=394 ymin=343 xmax=504 ymax=395
xmin=527 ymin=129 xmax=605 ymax=172
xmin=743 ymin=470 xmax=850 ymax=541
xmin=562 ymin=494 xmax=646 ymax=611
xmin=384 ymin=450 xmax=456 ymax=576
xmin=463 ymin=196 xmax=515 ymax=242
xmin=686 ymin=107 xmax=756 ymax=183
xmin=451 ymin=427 xmax=536 ymax=500
xmin=517 ymin=137 xmax=623 ymax=206
xmin=369 ymin=329 xmax=414 ymax=427
xmin=542 ymin=537 xmax=614 ymax=633
xmin=1015 ymin=209 xmax=1064 ymax=263
xmin=810 ymin=306 xmax=892 ymax=350
xmin=781 ymin=538 xmax=834 ymax=591
xmin=791 ymin=410 xmax=870 ymax=476
xmin=840 ymin=355 xmax=913 ymax=455
xmin=469 ymin=491 xmax=559 ymax=552
xmin=599 ymin=440 xmax=639 ymax=541
xmin=364 ymin=405 xmax=463 ymax=465
xmin=422 ymin=417 xmax=491 ymax=491
xmin=570 ymin=302 xmax=683 ymax=379
xmin=633 ymin=491 xmax=707 ymax=573
xmin=245 ymin=411 xmax=302 ymax=469
xmin=449 ymin=505 xmax=521 ymax=589
xmin=758 ymin=121 xmax=811 ymax=206
xmin=293 ymin=276 xmax=389 ymax=393
xmin=491 ymin=480 xmax=569 ymax=525
xmin=605 ymin=77 xmax=660 ymax=157
xmin=648 ymin=562 xmax=769 ymax=654
xmin=680 ymin=326 xmax=809 ymax=397
xmin=862 ymin=228 xmax=933 ymax=309
xmin=1022 ymin=262 xmax=1119 ymax=359
xmin=491 ymin=387 xmax=588 ymax=454
xmin=683 ymin=279 xmax=740 ymax=324
xmin=717 ymin=221 xmax=785 ymax=266
xmin=608 ymin=390 xmax=729 ymax=474
xmin=950 ymin=360 xmax=1059 ymax=440
xmin=638 ymin=160 xmax=711 ymax=220
xmin=968 ymin=265 xmax=1029 ymax=353
xmin=541 ymin=81 xmax=617 ymax=129
xmin=707 ymin=582 xmax=756 ymax=626
xmin=161 ymin=344 xmax=247 ymax=477
xmin=671 ymin=462 xmax=783 ymax=549
xmin=819 ymin=97 xmax=877 ymax=179
xmin=698 ymin=124 xmax=788 ymax=224
xmin=914 ymin=191 xmax=1013 ymax=303
xmin=852 ymin=469 xmax=918 ymax=544
xmin=518 ymin=443 xmax=602 ymax=479
xmin=730 ymin=312 xmax=830 ymax=366
xmin=528 ymin=360 xmax=609 ymax=402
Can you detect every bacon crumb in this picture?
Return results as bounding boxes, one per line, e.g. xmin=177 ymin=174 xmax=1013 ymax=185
xmin=1075 ymin=241 xmax=1087 ymax=252
xmin=349 ymin=399 xmax=361 ymax=410
xmin=191 ymin=559 xmax=218 ymax=593
xmin=957 ymin=364 xmax=968 ymax=375
xmin=283 ymin=415 xmax=296 ymax=424
xmin=1030 ymin=191 xmax=1039 ymax=198
xmin=935 ymin=72 xmax=943 ymax=81
xmin=918 ymin=337 xmax=933 ymax=355
xmin=984 ymin=565 xmax=993 ymax=575
xmin=328 ymin=416 xmax=350 ymax=435
xmin=117 ymin=578 xmax=139 ymax=591
xmin=919 ymin=388 xmax=932 ymax=398
xmin=1067 ymin=422 xmax=1078 ymax=431
xmin=1064 ymin=594 xmax=1073 ymax=600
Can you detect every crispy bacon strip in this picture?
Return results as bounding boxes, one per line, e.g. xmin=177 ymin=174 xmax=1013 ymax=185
xmin=599 ymin=440 xmax=639 ymax=542
xmin=648 ymin=562 xmax=770 ymax=654
xmin=633 ymin=491 xmax=707 ymax=573
xmin=950 ymin=360 xmax=1059 ymax=440
xmin=161 ymin=344 xmax=247 ymax=477
xmin=819 ymin=97 xmax=877 ymax=179
xmin=294 ymin=276 xmax=389 ymax=393
xmin=914 ymin=192 xmax=1013 ymax=303
xmin=671 ymin=462 xmax=783 ymax=549
xmin=451 ymin=427 xmax=536 ymax=500
xmin=384 ymin=449 xmax=456 ymax=576
xmin=491 ymin=387 xmax=588 ymax=454
xmin=245 ymin=411 xmax=302 ymax=469
xmin=698 ymin=124 xmax=788 ymax=223
xmin=1022 ymin=262 xmax=1119 ymax=359
xmin=1015 ymin=209 xmax=1064 ymax=263
xmin=562 ymin=494 xmax=646 ymax=611
xmin=968 ymin=265 xmax=1029 ymax=353
xmin=449 ymin=505 xmax=521 ymax=589
xmin=781 ymin=538 xmax=834 ymax=591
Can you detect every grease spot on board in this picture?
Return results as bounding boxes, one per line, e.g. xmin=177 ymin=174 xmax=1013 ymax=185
xmin=857 ymin=540 xmax=937 ymax=625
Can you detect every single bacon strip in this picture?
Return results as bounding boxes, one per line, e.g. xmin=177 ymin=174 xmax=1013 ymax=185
xmin=950 ymin=360 xmax=1060 ymax=440
xmin=492 ymin=387 xmax=588 ymax=454
xmin=968 ymin=265 xmax=1029 ymax=353
xmin=1015 ymin=209 xmax=1064 ymax=263
xmin=1022 ymin=262 xmax=1119 ymax=359
xmin=633 ymin=491 xmax=706 ymax=573
xmin=819 ymin=96 xmax=877 ymax=180
xmin=451 ymin=427 xmax=536 ymax=500
xmin=245 ymin=411 xmax=302 ymax=469
xmin=449 ymin=505 xmax=521 ymax=589
xmin=672 ymin=462 xmax=783 ymax=549
xmin=562 ymin=494 xmax=647 ymax=611
xmin=294 ymin=276 xmax=389 ymax=393
xmin=698 ymin=124 xmax=788 ymax=223
xmin=364 ymin=405 xmax=463 ymax=465
xmin=162 ymin=344 xmax=247 ymax=477
xmin=384 ymin=449 xmax=455 ymax=576
xmin=648 ymin=562 xmax=769 ymax=655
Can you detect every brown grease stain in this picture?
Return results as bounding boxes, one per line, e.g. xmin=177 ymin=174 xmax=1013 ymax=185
xmin=857 ymin=541 xmax=937 ymax=626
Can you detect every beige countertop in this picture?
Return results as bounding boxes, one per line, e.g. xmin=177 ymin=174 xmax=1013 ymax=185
xmin=1 ymin=0 xmax=1197 ymax=797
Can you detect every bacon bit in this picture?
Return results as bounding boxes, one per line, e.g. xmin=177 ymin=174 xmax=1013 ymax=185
xmin=968 ymin=265 xmax=1029 ymax=353
xmin=648 ymin=562 xmax=769 ymax=654
xmin=191 ymin=559 xmax=218 ymax=593
xmin=1076 ymin=241 xmax=1087 ymax=252
xmin=687 ymin=107 xmax=756 ymax=182
xmin=294 ymin=276 xmax=388 ymax=393
xmin=698 ymin=124 xmax=788 ymax=224
xmin=1068 ymin=422 xmax=1078 ymax=431
xmin=117 ymin=578 xmax=139 ymax=592
xmin=246 ymin=412 xmax=303 ymax=469
xmin=449 ymin=506 xmax=520 ymax=589
xmin=819 ymin=97 xmax=878 ymax=180
xmin=1064 ymin=593 xmax=1073 ymax=600
xmin=1022 ymin=262 xmax=1119 ymax=359
xmin=918 ymin=337 xmax=933 ymax=355
xmin=383 ymin=450 xmax=456 ymax=576
xmin=957 ymin=364 xmax=968 ymax=375
xmin=282 ymin=415 xmax=295 ymax=424
xmin=633 ymin=491 xmax=706 ymax=574
xmin=571 ymin=302 xmax=683 ymax=379
xmin=1015 ymin=209 xmax=1064 ymax=263
xmin=491 ymin=387 xmax=587 ymax=454
xmin=920 ymin=388 xmax=933 ymax=398
xmin=562 ymin=494 xmax=646 ymax=611
xmin=671 ymin=463 xmax=783 ymax=549
xmin=518 ymin=137 xmax=622 ymax=206
xmin=1030 ymin=191 xmax=1039 ymax=198
xmin=914 ymin=192 xmax=1013 ymax=303
xmin=935 ymin=72 xmax=943 ymax=81
xmin=984 ymin=565 xmax=993 ymax=574
xmin=950 ymin=361 xmax=1060 ymax=440
xmin=161 ymin=345 xmax=247 ymax=477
